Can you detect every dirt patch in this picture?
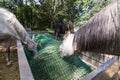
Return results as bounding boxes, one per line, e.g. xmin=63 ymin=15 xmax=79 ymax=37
xmin=0 ymin=39 xmax=19 ymax=80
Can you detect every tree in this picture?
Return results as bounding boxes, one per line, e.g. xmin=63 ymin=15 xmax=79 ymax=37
xmin=0 ymin=0 xmax=112 ymax=30
xmin=75 ymin=0 xmax=111 ymax=24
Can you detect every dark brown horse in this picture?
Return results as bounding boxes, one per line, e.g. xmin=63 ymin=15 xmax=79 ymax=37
xmin=53 ymin=20 xmax=68 ymax=39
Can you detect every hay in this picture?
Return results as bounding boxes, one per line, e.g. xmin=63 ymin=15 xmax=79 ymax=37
xmin=25 ymin=33 xmax=92 ymax=80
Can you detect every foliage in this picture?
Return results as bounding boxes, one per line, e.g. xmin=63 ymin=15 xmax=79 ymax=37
xmin=0 ymin=0 xmax=112 ymax=30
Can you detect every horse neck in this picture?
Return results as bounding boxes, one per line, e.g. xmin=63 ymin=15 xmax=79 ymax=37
xmin=14 ymin=18 xmax=32 ymax=44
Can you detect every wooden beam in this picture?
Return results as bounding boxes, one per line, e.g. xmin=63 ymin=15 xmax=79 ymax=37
xmin=80 ymin=56 xmax=118 ymax=80
xmin=17 ymin=40 xmax=34 ymax=80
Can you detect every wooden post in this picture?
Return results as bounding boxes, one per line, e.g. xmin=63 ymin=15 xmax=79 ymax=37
xmin=17 ymin=40 xmax=34 ymax=80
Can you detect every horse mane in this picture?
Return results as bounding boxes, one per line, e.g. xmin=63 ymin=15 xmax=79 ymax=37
xmin=73 ymin=1 xmax=120 ymax=55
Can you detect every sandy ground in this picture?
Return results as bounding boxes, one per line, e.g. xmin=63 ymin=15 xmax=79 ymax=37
xmin=0 ymin=39 xmax=19 ymax=80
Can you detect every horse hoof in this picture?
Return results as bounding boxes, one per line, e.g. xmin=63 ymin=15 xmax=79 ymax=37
xmin=6 ymin=61 xmax=12 ymax=66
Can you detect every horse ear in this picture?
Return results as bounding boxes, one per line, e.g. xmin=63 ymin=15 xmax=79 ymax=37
xmin=68 ymin=20 xmax=74 ymax=33
xmin=32 ymin=34 xmax=35 ymax=40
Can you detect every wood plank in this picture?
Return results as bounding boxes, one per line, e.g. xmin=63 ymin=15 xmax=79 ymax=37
xmin=80 ymin=56 xmax=118 ymax=80
xmin=92 ymin=58 xmax=120 ymax=80
xmin=17 ymin=40 xmax=34 ymax=80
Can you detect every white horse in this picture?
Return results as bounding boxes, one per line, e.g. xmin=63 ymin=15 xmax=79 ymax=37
xmin=59 ymin=1 xmax=120 ymax=57
xmin=0 ymin=8 xmax=37 ymax=65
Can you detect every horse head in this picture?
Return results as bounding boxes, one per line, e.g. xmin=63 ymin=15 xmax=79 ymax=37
xmin=24 ymin=38 xmax=37 ymax=56
xmin=59 ymin=32 xmax=75 ymax=57
xmin=15 ymin=25 xmax=37 ymax=56
xmin=9 ymin=10 xmax=38 ymax=56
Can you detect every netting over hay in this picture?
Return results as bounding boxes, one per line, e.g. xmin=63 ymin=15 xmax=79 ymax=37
xmin=24 ymin=33 xmax=92 ymax=80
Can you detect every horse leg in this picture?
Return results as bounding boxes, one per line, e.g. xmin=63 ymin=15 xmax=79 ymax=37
xmin=56 ymin=32 xmax=59 ymax=39
xmin=54 ymin=29 xmax=58 ymax=39
xmin=6 ymin=37 xmax=13 ymax=66
xmin=56 ymin=28 xmax=61 ymax=40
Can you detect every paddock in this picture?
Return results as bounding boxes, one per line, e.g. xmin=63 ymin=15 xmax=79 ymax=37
xmin=0 ymin=0 xmax=120 ymax=80
xmin=17 ymin=32 xmax=120 ymax=80
xmin=0 ymin=32 xmax=119 ymax=80
xmin=1 ymin=3 xmax=120 ymax=79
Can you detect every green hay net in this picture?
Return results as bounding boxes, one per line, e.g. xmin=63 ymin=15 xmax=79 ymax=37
xmin=24 ymin=33 xmax=92 ymax=80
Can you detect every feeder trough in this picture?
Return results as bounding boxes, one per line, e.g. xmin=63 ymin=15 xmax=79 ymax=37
xmin=16 ymin=32 xmax=119 ymax=80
